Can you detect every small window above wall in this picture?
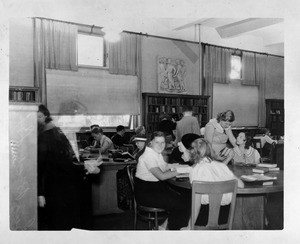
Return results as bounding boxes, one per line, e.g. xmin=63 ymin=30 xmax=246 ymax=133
xmin=78 ymin=34 xmax=106 ymax=67
xmin=230 ymin=54 xmax=242 ymax=80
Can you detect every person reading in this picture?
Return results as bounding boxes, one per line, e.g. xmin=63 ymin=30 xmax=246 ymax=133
xmin=232 ymin=132 xmax=261 ymax=165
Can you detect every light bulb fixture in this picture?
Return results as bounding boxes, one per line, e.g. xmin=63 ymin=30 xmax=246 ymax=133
xmin=103 ymin=27 xmax=122 ymax=42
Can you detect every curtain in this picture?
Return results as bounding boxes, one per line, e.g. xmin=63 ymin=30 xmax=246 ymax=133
xmin=33 ymin=18 xmax=78 ymax=104
xmin=241 ymin=51 xmax=256 ymax=85
xmin=204 ymin=46 xmax=232 ymax=84
xmin=203 ymin=45 xmax=231 ymax=118
xmin=108 ymin=32 xmax=140 ymax=75
xmin=256 ymin=54 xmax=268 ymax=127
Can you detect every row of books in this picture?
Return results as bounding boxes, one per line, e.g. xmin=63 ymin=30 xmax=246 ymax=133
xmin=147 ymin=97 xmax=208 ymax=106
xmin=147 ymin=105 xmax=208 ymax=114
xmin=147 ymin=113 xmax=207 ymax=124
xmin=9 ymin=90 xmax=36 ymax=102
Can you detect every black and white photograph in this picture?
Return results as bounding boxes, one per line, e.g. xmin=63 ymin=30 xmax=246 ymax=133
xmin=1 ymin=0 xmax=300 ymax=243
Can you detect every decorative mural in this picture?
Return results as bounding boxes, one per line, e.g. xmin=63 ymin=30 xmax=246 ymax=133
xmin=157 ymin=56 xmax=187 ymax=94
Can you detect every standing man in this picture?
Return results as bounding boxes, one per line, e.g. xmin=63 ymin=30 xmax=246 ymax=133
xmin=174 ymin=105 xmax=200 ymax=144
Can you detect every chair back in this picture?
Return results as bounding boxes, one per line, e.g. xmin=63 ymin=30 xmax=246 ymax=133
xmin=126 ymin=165 xmax=136 ymax=191
xmin=191 ymin=180 xmax=238 ymax=230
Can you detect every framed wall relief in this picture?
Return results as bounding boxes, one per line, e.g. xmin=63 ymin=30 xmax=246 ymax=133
xmin=157 ymin=56 xmax=187 ymax=94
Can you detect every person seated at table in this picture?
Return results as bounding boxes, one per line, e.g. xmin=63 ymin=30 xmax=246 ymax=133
xmin=135 ymin=131 xmax=190 ymax=230
xmin=259 ymin=128 xmax=278 ymax=157
xmin=132 ymin=134 xmax=147 ymax=159
xmin=88 ymin=124 xmax=101 ymax=148
xmin=169 ymin=133 xmax=201 ymax=165
xmin=91 ymin=127 xmax=114 ymax=154
xmin=184 ymin=138 xmax=244 ymax=229
xmin=232 ymin=132 xmax=261 ymax=165
xmin=204 ymin=110 xmax=236 ymax=164
xmin=111 ymin=125 xmax=133 ymax=152
xmin=129 ymin=126 xmax=146 ymax=144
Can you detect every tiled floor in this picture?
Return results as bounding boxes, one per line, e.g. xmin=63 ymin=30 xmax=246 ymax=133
xmin=89 ymin=191 xmax=283 ymax=231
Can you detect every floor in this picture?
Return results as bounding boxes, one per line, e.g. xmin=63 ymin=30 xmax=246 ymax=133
xmin=88 ymin=191 xmax=283 ymax=231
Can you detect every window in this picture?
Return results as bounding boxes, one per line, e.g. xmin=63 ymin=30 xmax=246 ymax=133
xmin=230 ymin=55 xmax=242 ymax=79
xmin=52 ymin=115 xmax=131 ymax=129
xmin=78 ymin=34 xmax=106 ymax=67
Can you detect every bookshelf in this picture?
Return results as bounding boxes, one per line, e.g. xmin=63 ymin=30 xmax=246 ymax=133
xmin=265 ymin=99 xmax=284 ymax=136
xmin=142 ymin=93 xmax=210 ymax=133
xmin=9 ymin=86 xmax=39 ymax=103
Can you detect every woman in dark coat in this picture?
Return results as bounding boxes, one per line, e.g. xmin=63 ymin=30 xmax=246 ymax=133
xmin=37 ymin=104 xmax=85 ymax=230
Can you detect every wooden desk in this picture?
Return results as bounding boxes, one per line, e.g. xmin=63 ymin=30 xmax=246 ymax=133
xmin=89 ymin=159 xmax=136 ymax=215
xmin=168 ymin=165 xmax=283 ymax=230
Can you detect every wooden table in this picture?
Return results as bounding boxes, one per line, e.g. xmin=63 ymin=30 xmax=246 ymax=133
xmin=168 ymin=164 xmax=283 ymax=230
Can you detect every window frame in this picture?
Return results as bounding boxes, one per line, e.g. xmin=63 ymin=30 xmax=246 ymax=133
xmin=77 ymin=31 xmax=108 ymax=68
xmin=230 ymin=53 xmax=242 ymax=81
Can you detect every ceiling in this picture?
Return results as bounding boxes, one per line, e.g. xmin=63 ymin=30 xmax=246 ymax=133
xmin=1 ymin=1 xmax=285 ymax=56
xmin=109 ymin=18 xmax=284 ymax=56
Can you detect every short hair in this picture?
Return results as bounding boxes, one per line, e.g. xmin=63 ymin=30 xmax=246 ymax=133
xmin=182 ymin=105 xmax=193 ymax=113
xmin=190 ymin=138 xmax=214 ymax=164
xmin=150 ymin=131 xmax=165 ymax=141
xmin=91 ymin=127 xmax=103 ymax=134
xmin=116 ymin=125 xmax=125 ymax=132
xmin=90 ymin=124 xmax=100 ymax=130
xmin=216 ymin=110 xmax=235 ymax=123
xmin=38 ymin=104 xmax=53 ymax=123
xmin=260 ymin=128 xmax=269 ymax=134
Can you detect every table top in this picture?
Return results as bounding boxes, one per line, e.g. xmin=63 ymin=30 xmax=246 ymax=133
xmin=168 ymin=164 xmax=283 ymax=195
xmin=79 ymin=151 xmax=136 ymax=167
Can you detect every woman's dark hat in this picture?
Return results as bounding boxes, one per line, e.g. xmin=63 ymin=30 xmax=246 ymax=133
xmin=181 ymin=133 xmax=201 ymax=149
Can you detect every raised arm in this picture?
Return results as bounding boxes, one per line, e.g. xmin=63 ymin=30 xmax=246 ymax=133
xmin=225 ymin=127 xmax=236 ymax=146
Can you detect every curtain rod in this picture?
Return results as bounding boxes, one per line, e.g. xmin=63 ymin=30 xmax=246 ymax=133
xmin=202 ymin=42 xmax=284 ymax=58
xmin=123 ymin=30 xmax=199 ymax=45
xmin=31 ymin=17 xmax=284 ymax=58
xmin=31 ymin=17 xmax=103 ymax=30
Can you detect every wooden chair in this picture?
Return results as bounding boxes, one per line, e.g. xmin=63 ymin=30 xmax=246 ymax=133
xmin=191 ymin=180 xmax=238 ymax=230
xmin=126 ymin=165 xmax=168 ymax=230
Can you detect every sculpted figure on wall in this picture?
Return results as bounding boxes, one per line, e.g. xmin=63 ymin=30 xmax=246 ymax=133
xmin=157 ymin=56 xmax=187 ymax=94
